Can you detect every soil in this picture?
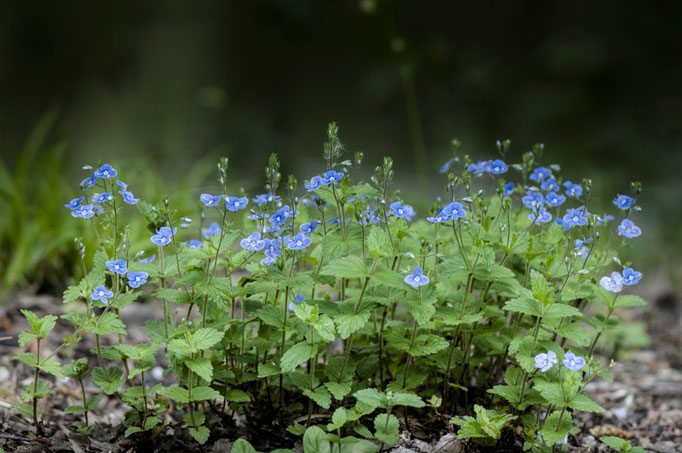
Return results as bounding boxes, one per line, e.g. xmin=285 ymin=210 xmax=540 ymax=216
xmin=0 ymin=283 xmax=680 ymax=453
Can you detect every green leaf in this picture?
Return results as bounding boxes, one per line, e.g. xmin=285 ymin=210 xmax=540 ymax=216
xmin=555 ymin=322 xmax=591 ymax=346
xmin=186 ymin=357 xmax=213 ymax=382
xmin=569 ymin=393 xmax=605 ymax=413
xmin=541 ymin=411 xmax=572 ymax=446
xmin=366 ymin=227 xmax=395 ymax=258
xmin=92 ymin=312 xmax=127 ymax=336
xmin=184 ymin=412 xmax=206 ymax=427
xmin=232 ymin=438 xmax=258 ymax=453
xmin=12 ymin=352 xmax=38 ymax=368
xmin=226 ymin=389 xmax=251 ymax=403
xmin=65 ymin=405 xmax=86 ymax=414
xmin=614 ymin=295 xmax=647 ymax=308
xmin=37 ymin=315 xmax=57 ymax=339
xmin=38 ymin=357 xmax=64 ymax=377
xmin=168 ymin=339 xmax=194 ymax=359
xmin=354 ymin=388 xmax=387 ymax=410
xmin=325 ymin=382 xmax=352 ymax=400
xmin=530 ymin=270 xmax=553 ymax=306
xmin=335 ymin=310 xmax=371 ymax=339
xmin=339 ymin=437 xmax=379 ymax=453
xmin=534 ymin=382 xmax=568 ymax=408
xmin=258 ymin=363 xmax=280 ymax=378
xmin=390 ymin=392 xmax=425 ymax=408
xmin=255 ymin=305 xmax=284 ymax=328
xmin=313 ymin=315 xmax=337 ymax=342
xmin=162 ymin=385 xmax=190 ymax=403
xmin=370 ymin=265 xmax=406 ymax=289
xmin=302 ymin=386 xmax=332 ymax=409
xmin=14 ymin=402 xmax=35 ymax=419
xmin=374 ymin=413 xmax=399 ymax=445
xmin=92 ymin=367 xmax=125 ymax=395
xmin=544 ymin=303 xmax=582 ymax=319
xmin=154 ymin=288 xmax=192 ymax=305
xmin=330 ymin=407 xmax=347 ymax=429
xmin=407 ymin=301 xmax=435 ymax=325
xmin=17 ymin=331 xmax=38 ymax=347
xmin=193 ymin=328 xmax=223 ymax=350
xmin=503 ymin=291 xmax=541 ymax=317
xmin=409 ymin=334 xmax=448 ymax=356
xmin=20 ymin=309 xmax=41 ymax=333
xmin=303 ymin=425 xmax=331 ymax=453
xmin=189 ymin=425 xmax=211 ymax=445
xmin=488 ymin=384 xmax=521 ymax=405
xmin=191 ymin=386 xmax=220 ymax=402
xmin=280 ymin=341 xmax=315 ymax=373
xmin=321 ymin=256 xmax=368 ymax=279
xmin=85 ymin=394 xmax=103 ymax=411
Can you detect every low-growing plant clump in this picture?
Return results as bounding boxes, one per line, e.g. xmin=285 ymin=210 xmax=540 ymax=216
xmin=12 ymin=124 xmax=646 ymax=452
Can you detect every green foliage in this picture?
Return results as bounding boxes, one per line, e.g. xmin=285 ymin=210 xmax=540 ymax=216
xmin=8 ymin=127 xmax=647 ymax=449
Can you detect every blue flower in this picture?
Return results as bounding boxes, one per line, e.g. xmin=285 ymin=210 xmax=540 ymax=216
xmin=528 ymin=206 xmax=552 ymax=224
xmin=261 ymin=255 xmax=277 ymax=266
xmin=71 ymin=204 xmax=95 ymax=219
xmin=617 ymin=219 xmax=641 ymax=238
xmin=562 ymin=208 xmax=588 ymax=228
xmin=595 ymin=213 xmax=615 ymax=226
xmin=304 ymin=176 xmax=324 ymax=192
xmin=300 ymin=221 xmax=319 ymax=236
xmin=563 ymin=181 xmax=583 ymax=198
xmin=390 ymin=202 xmax=415 ymax=221
xmin=522 ymin=191 xmax=544 ymax=209
xmin=439 ymin=157 xmax=457 ymax=174
xmin=360 ymin=206 xmax=381 ymax=225
xmin=485 ymin=159 xmax=507 ymax=174
xmin=120 ymin=190 xmax=139 ymax=204
xmin=91 ymin=285 xmax=114 ymax=304
xmin=269 ymin=208 xmax=287 ymax=228
xmin=93 ymin=205 xmax=105 ymax=216
xmin=541 ymin=177 xmax=560 ymax=192
xmin=151 ymin=227 xmax=176 ymax=246
xmin=203 ymin=222 xmax=222 ymax=238
xmin=574 ymin=237 xmax=592 ymax=258
xmin=622 ymin=267 xmax=642 ymax=285
xmin=92 ymin=192 xmax=113 ymax=203
xmin=200 ymin=193 xmax=222 ymax=207
xmin=404 ymin=266 xmax=429 ymax=288
xmin=263 ymin=238 xmax=282 ymax=257
xmin=140 ymin=254 xmax=155 ymax=263
xmin=65 ymin=197 xmax=85 ymax=209
xmin=94 ymin=164 xmax=117 ymax=179
xmin=503 ymin=182 xmax=514 ymax=197
xmin=284 ymin=233 xmax=311 ymax=250
xmin=127 ymin=271 xmax=149 ymax=288
xmin=106 ymin=259 xmax=127 ymax=274
xmin=288 ymin=293 xmax=306 ymax=312
xmin=545 ymin=191 xmax=566 ymax=207
xmin=613 ymin=194 xmax=634 ymax=210
xmin=442 ymin=201 xmax=466 ymax=220
xmin=185 ymin=240 xmax=203 ymax=249
xmin=321 ymin=170 xmax=345 ymax=185
xmin=562 ymin=352 xmax=586 ymax=371
xmin=115 ymin=180 xmax=128 ymax=190
xmin=80 ymin=174 xmax=98 ymax=190
xmin=467 ymin=161 xmax=489 ymax=176
xmin=301 ymin=194 xmax=327 ymax=208
xmin=240 ymin=232 xmax=266 ymax=251
xmin=534 ymin=351 xmax=557 ymax=372
xmin=600 ymin=271 xmax=623 ymax=293
xmin=226 ymin=196 xmax=249 ymax=211
xmin=529 ymin=167 xmax=551 ymax=182
xmin=426 ymin=209 xmax=449 ymax=224
xmin=252 ymin=193 xmax=280 ymax=206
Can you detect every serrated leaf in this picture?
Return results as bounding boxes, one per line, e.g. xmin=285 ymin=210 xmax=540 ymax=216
xmin=569 ymin=393 xmax=605 ymax=413
xmin=335 ymin=310 xmax=371 ymax=339
xmin=325 ymin=381 xmax=352 ymax=400
xmin=13 ymin=352 xmax=38 ymax=368
xmin=321 ymin=256 xmax=368 ymax=279
xmin=541 ymin=410 xmax=572 ymax=446
xmin=303 ymin=386 xmax=331 ymax=409
xmin=184 ymin=411 xmax=206 ymax=426
xmin=258 ymin=363 xmax=280 ymax=378
xmin=162 ymin=385 xmax=190 ymax=403
xmin=331 ymin=407 xmax=347 ymax=428
xmin=354 ymin=388 xmax=387 ymax=410
xmin=370 ymin=265 xmax=406 ymax=289
xmin=191 ymin=386 xmax=220 ymax=402
xmin=65 ymin=405 xmax=86 ymax=414
xmin=92 ymin=366 xmax=125 ymax=395
xmin=407 ymin=301 xmax=435 ymax=325
xmin=303 ymin=425 xmax=331 ymax=453
xmin=226 ymin=389 xmax=251 ymax=403
xmin=366 ymin=227 xmax=395 ymax=258
xmin=544 ymin=303 xmax=582 ymax=319
xmin=313 ymin=315 xmax=336 ymax=342
xmin=92 ymin=312 xmax=127 ymax=336
xmin=555 ymin=322 xmax=591 ymax=346
xmin=232 ymin=438 xmax=258 ymax=453
xmin=614 ymin=295 xmax=647 ymax=308
xmin=186 ymin=357 xmax=213 ymax=382
xmin=18 ymin=331 xmax=38 ymax=347
xmin=409 ymin=334 xmax=448 ymax=356
xmin=38 ymin=357 xmax=64 ymax=377
xmin=374 ymin=413 xmax=399 ymax=445
xmin=280 ymin=341 xmax=315 ymax=373
xmin=488 ymin=384 xmax=521 ymax=405
xmin=503 ymin=292 xmax=541 ymax=317
xmin=20 ymin=309 xmax=41 ymax=333
xmin=189 ymin=425 xmax=211 ymax=445
xmin=86 ymin=394 xmax=103 ymax=411
xmin=534 ymin=382 xmax=567 ymax=408
xmin=193 ymin=328 xmax=223 ymax=350
xmin=390 ymin=392 xmax=425 ymax=408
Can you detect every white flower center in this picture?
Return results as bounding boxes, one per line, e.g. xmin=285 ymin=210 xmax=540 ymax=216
xmin=296 ymin=241 xmax=302 ymax=246
xmin=398 ymin=209 xmax=403 ymax=214
xmin=414 ymin=276 xmax=420 ymax=282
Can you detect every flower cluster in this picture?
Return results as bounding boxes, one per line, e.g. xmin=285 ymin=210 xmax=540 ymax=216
xmin=534 ymin=351 xmax=586 ymax=372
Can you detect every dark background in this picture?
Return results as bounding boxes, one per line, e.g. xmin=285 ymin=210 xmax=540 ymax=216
xmin=1 ymin=1 xmax=681 ymax=290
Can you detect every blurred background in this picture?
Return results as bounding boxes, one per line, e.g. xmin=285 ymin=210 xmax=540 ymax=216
xmin=1 ymin=1 xmax=681 ymax=298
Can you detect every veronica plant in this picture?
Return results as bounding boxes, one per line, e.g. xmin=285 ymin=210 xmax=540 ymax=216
xmin=12 ymin=126 xmax=646 ymax=452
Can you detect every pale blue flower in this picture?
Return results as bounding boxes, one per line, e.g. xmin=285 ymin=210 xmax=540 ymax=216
xmin=65 ymin=197 xmax=85 ymax=210
xmin=226 ymin=196 xmax=249 ymax=211
xmin=522 ymin=191 xmax=544 ymax=209
xmin=127 ymin=272 xmax=149 ymax=288
xmin=534 ymin=351 xmax=557 ymax=372
xmin=203 ymin=222 xmax=221 ymax=238
xmin=563 ymin=181 xmax=583 ymax=198
xmin=404 ymin=266 xmax=429 ymax=288
xmin=304 ymin=176 xmax=323 ymax=192
xmin=618 ymin=219 xmax=641 ymax=238
xmin=562 ymin=352 xmax=586 ymax=371
xmin=284 ymin=233 xmax=311 ymax=250
xmin=106 ymin=259 xmax=127 ymax=274
xmin=622 ymin=267 xmax=642 ymax=285
xmin=529 ymin=167 xmax=551 ymax=182
xmin=92 ymin=192 xmax=113 ymax=203
xmin=120 ymin=190 xmax=139 ymax=204
xmin=442 ymin=201 xmax=466 ymax=220
xmin=613 ymin=194 xmax=634 ymax=210
xmin=71 ymin=204 xmax=95 ymax=219
xmin=529 ymin=206 xmax=552 ymax=224
xmin=321 ymin=170 xmax=344 ymax=185
xmin=94 ymin=164 xmax=117 ymax=179
xmin=240 ymin=232 xmax=266 ymax=251
xmin=200 ymin=193 xmax=222 ymax=207
xmin=485 ymin=159 xmax=507 ymax=174
xmin=91 ymin=285 xmax=113 ymax=304
xmin=600 ymin=271 xmax=623 ymax=293
xmin=503 ymin=182 xmax=514 ymax=197
xmin=545 ymin=191 xmax=566 ymax=207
